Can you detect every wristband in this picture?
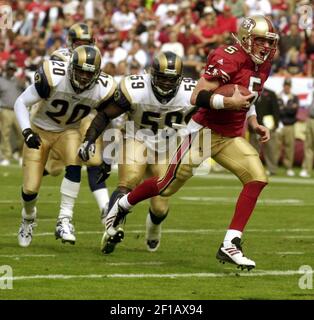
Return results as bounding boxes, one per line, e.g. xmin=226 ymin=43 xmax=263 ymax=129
xmin=195 ymin=90 xmax=213 ymax=109
xmin=212 ymin=94 xmax=225 ymax=109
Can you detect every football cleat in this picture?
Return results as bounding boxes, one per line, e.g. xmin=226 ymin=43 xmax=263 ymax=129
xmin=101 ymin=198 xmax=129 ymax=254
xmin=18 ymin=218 xmax=36 ymax=247
xmin=55 ymin=218 xmax=76 ymax=245
xmin=101 ymin=228 xmax=124 ymax=254
xmin=104 ymin=198 xmax=129 ymax=237
xmin=145 ymin=213 xmax=161 ymax=252
xmin=216 ymin=237 xmax=256 ymax=271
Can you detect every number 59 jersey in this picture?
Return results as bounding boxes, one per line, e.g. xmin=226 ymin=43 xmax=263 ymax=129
xmin=120 ymin=74 xmax=197 ymax=151
xmin=32 ymin=60 xmax=116 ymax=132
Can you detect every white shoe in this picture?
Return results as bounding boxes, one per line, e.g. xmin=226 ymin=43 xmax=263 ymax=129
xmin=18 ymin=219 xmax=36 ymax=247
xmin=55 ymin=218 xmax=76 ymax=244
xmin=216 ymin=237 xmax=256 ymax=270
xmin=101 ymin=198 xmax=128 ymax=254
xmin=299 ymin=169 xmax=310 ymax=178
xmin=0 ymin=159 xmax=10 ymax=166
xmin=286 ymin=169 xmax=295 ymax=177
xmin=104 ymin=198 xmax=128 ymax=237
xmin=146 ymin=214 xmax=161 ymax=252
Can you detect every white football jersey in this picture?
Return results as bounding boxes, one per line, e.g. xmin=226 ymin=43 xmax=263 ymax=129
xmin=121 ymin=74 xmax=197 ymax=151
xmin=32 ymin=60 xmax=116 ymax=132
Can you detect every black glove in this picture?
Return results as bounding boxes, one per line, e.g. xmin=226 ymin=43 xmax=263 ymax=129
xmin=78 ymin=140 xmax=96 ymax=162
xmin=22 ymin=128 xmax=41 ymax=149
xmin=96 ymin=162 xmax=112 ymax=184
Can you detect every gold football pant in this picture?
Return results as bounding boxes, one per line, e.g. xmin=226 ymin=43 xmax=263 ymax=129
xmin=157 ymin=124 xmax=268 ymax=197
xmin=118 ymin=138 xmax=170 ymax=215
xmin=23 ymin=125 xmax=82 ymax=194
xmin=45 ymin=116 xmax=103 ymax=176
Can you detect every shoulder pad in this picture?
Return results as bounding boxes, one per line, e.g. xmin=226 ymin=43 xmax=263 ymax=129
xmin=34 ymin=60 xmax=67 ymax=98
xmin=50 ymin=48 xmax=71 ymax=62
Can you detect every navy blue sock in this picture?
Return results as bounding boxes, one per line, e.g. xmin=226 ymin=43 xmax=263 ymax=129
xmin=87 ymin=166 xmax=106 ymax=192
xmin=108 ymin=187 xmax=131 ymax=212
xmin=149 ymin=208 xmax=168 ymax=225
xmin=22 ymin=190 xmax=37 ymax=202
xmin=65 ymin=165 xmax=81 ymax=183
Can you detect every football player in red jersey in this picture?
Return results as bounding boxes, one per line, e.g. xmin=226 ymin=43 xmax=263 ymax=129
xmin=98 ymin=15 xmax=279 ymax=269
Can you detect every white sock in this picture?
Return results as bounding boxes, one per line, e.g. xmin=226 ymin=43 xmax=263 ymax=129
xmin=22 ymin=197 xmax=37 ymax=220
xmin=223 ymin=229 xmax=242 ymax=247
xmin=93 ymin=188 xmax=109 ymax=212
xmin=119 ymin=194 xmax=132 ymax=210
xmin=58 ymin=178 xmax=80 ymax=220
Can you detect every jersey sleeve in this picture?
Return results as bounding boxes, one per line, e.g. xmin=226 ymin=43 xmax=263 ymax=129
xmin=34 ymin=60 xmax=53 ymax=99
xmin=94 ymin=75 xmax=119 ymax=112
xmin=202 ymin=47 xmax=239 ymax=85
xmin=113 ymin=77 xmax=132 ymax=111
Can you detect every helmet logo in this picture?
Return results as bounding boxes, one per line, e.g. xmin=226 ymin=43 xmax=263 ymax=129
xmin=241 ymin=18 xmax=256 ymax=33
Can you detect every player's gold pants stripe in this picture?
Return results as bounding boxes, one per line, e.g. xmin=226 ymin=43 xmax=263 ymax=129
xmin=157 ymin=132 xmax=196 ymax=193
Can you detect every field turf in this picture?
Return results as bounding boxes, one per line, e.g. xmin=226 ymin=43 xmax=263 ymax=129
xmin=0 ymin=164 xmax=314 ymax=300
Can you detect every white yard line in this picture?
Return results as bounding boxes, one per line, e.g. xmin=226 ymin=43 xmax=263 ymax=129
xmin=106 ymin=262 xmax=164 ymax=266
xmin=199 ymin=173 xmax=314 ymax=185
xmin=0 ymin=254 xmax=55 ymax=258
xmin=3 ymin=228 xmax=314 ymax=237
xmin=0 ymin=198 xmax=308 ymax=206
xmin=285 ymin=235 xmax=314 ymax=239
xmin=179 ymin=196 xmax=304 ymax=205
xmin=7 ymin=269 xmax=313 ymax=281
xmin=276 ymin=252 xmax=305 ymax=255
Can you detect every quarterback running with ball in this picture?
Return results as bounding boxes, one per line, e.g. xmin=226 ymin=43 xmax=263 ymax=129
xmin=99 ymin=15 xmax=279 ymax=270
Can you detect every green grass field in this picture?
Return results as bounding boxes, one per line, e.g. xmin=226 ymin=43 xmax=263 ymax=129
xmin=0 ymin=164 xmax=314 ymax=300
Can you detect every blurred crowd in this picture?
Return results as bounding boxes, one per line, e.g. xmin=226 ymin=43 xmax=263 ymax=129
xmin=1 ymin=0 xmax=314 ymax=175
xmin=1 ymin=0 xmax=313 ymax=82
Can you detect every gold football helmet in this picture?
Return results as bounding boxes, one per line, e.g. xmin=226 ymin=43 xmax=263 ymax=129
xmin=235 ymin=15 xmax=279 ymax=64
xmin=151 ymin=51 xmax=183 ymax=99
xmin=67 ymin=23 xmax=94 ymax=51
xmin=68 ymin=45 xmax=101 ymax=92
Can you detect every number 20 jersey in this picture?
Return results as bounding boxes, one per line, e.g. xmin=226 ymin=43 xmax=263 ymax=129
xmin=32 ymin=60 xmax=116 ymax=132
xmin=120 ymin=74 xmax=197 ymax=151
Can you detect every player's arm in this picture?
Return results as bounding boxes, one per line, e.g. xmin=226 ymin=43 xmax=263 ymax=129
xmin=84 ymin=78 xmax=131 ymax=143
xmin=83 ymin=95 xmax=127 ymax=144
xmin=14 ymin=84 xmax=42 ymax=149
xmin=14 ymin=62 xmax=53 ymax=149
xmin=191 ymin=77 xmax=254 ymax=111
xmin=79 ymin=83 xmax=131 ymax=162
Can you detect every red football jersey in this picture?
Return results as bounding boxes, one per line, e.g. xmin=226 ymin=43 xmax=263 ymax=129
xmin=192 ymin=43 xmax=272 ymax=137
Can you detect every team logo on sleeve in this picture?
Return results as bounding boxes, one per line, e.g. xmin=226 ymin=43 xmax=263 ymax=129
xmin=114 ymin=89 xmax=121 ymax=102
xmin=34 ymin=72 xmax=41 ymax=83
xmin=205 ymin=64 xmax=230 ymax=83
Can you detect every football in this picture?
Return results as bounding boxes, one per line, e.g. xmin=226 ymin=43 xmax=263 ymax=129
xmin=214 ymin=84 xmax=252 ymax=97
